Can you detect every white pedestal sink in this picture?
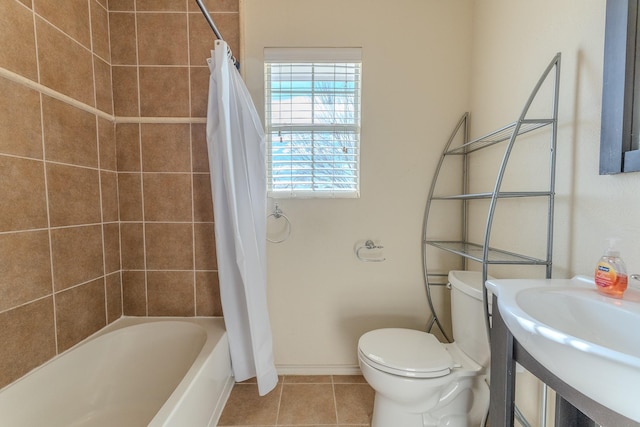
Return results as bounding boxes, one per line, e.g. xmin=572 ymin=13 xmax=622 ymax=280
xmin=486 ymin=276 xmax=640 ymax=423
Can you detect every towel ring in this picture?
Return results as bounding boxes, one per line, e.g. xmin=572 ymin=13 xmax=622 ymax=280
xmin=267 ymin=205 xmax=291 ymax=243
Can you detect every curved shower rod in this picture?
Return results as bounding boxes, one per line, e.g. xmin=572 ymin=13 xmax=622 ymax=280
xmin=193 ymin=0 xmax=239 ymax=69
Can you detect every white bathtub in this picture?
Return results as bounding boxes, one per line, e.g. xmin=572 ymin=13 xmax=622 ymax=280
xmin=0 ymin=317 xmax=233 ymax=427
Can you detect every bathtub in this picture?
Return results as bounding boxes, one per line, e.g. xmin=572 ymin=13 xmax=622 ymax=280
xmin=0 ymin=317 xmax=233 ymax=427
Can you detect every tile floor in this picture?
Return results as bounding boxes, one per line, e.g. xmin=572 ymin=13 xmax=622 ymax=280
xmin=217 ymin=375 xmax=375 ymax=426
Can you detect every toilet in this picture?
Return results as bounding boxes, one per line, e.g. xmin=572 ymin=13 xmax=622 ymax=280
xmin=358 ymin=270 xmax=491 ymax=427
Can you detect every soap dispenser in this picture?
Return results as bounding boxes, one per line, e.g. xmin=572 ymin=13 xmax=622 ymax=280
xmin=594 ymin=238 xmax=628 ymax=298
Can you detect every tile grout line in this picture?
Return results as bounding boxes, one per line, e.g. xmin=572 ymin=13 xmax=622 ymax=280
xmin=331 ymin=375 xmax=340 ymax=425
xmin=274 ymin=376 xmax=284 ymax=426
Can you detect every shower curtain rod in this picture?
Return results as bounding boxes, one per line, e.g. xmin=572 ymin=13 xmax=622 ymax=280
xmin=193 ymin=0 xmax=239 ymax=68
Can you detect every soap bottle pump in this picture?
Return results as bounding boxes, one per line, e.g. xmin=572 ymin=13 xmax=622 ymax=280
xmin=594 ymin=238 xmax=628 ymax=298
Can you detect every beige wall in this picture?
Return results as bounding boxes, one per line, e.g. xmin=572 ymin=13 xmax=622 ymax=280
xmin=468 ymin=0 xmax=635 ymax=278
xmin=467 ymin=0 xmax=638 ymax=423
xmin=0 ymin=0 xmax=234 ymax=389
xmin=243 ymin=0 xmax=473 ymax=372
xmin=245 ymin=0 xmax=639 ymax=420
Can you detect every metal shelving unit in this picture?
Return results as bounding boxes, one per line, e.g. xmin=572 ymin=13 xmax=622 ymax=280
xmin=421 ymin=53 xmax=561 ymax=342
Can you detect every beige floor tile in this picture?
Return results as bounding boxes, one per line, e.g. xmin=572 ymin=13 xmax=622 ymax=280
xmin=217 ymin=382 xmax=281 ymax=426
xmin=283 ymin=374 xmax=332 ymax=383
xmin=277 ymin=383 xmax=337 ymax=425
xmin=219 ymin=375 xmax=374 ymax=427
xmin=332 ymin=375 xmax=367 ymax=384
xmin=334 ymin=384 xmax=374 ymax=425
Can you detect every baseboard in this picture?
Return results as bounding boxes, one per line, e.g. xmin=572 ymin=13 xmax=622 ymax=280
xmin=275 ymin=364 xmax=362 ymax=376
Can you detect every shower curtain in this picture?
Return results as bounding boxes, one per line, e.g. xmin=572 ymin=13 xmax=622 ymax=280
xmin=206 ymin=40 xmax=278 ymax=396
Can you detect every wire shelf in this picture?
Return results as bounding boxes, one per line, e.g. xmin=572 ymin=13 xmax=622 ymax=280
xmin=444 ymin=119 xmax=554 ymax=155
xmin=425 ymin=241 xmax=549 ymax=265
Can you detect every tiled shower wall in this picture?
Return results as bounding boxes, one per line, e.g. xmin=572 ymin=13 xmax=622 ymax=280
xmin=0 ymin=0 xmax=237 ymax=388
xmin=109 ymin=0 xmax=237 ymax=317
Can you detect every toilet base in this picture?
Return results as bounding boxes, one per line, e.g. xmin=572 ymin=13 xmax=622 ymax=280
xmin=371 ymin=389 xmax=475 ymax=427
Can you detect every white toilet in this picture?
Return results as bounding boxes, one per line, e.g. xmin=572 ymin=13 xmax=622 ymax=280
xmin=358 ymin=270 xmax=491 ymax=427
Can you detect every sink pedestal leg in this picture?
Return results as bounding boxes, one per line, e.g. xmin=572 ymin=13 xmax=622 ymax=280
xmin=555 ymin=395 xmax=597 ymax=427
xmin=489 ymin=294 xmax=517 ymax=426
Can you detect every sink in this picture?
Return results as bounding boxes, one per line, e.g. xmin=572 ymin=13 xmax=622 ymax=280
xmin=486 ymin=276 xmax=640 ymax=422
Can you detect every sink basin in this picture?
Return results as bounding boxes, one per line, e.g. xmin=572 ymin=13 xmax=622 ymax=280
xmin=486 ymin=276 xmax=640 ymax=422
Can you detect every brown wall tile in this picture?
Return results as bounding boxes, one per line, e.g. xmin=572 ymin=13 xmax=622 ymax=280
xmin=188 ymin=14 xmax=217 ymax=66
xmin=147 ymin=271 xmax=194 ymax=316
xmin=141 ymin=123 xmax=191 ymax=172
xmin=34 ymin=0 xmax=91 ymax=49
xmin=190 ymin=67 xmax=210 ymax=117
xmin=0 ymin=0 xmax=233 ymax=391
xmin=120 ymin=222 xmax=145 ymax=269
xmin=191 ymin=124 xmax=210 ymax=172
xmin=109 ymin=12 xmax=137 ymax=65
xmin=0 ymin=298 xmax=56 ymax=389
xmin=36 ymin=18 xmax=95 ymax=107
xmin=55 ymin=278 xmax=106 ymax=352
xmin=0 ymin=0 xmax=38 ymax=80
xmin=99 ymin=118 xmax=117 ymax=171
xmin=42 ymin=96 xmax=98 ymax=168
xmin=112 ymin=66 xmax=140 ymax=116
xmin=0 ymin=76 xmax=43 ymax=159
xmin=116 ymin=123 xmax=141 ymax=171
xmin=117 ymin=173 xmax=143 ymax=221
xmin=46 ymin=164 xmax=101 ymax=227
xmin=137 ymin=0 xmax=187 ymax=11
xmin=187 ymin=0 xmax=239 ymax=12
xmin=145 ymin=223 xmax=194 ymax=270
xmin=103 ymin=222 xmax=121 ymax=273
xmin=51 ymin=225 xmax=104 ymax=291
xmin=106 ymin=272 xmax=123 ymax=323
xmin=90 ymin=0 xmax=110 ymax=61
xmin=94 ymin=56 xmax=114 ymax=115
xmin=194 ymin=222 xmax=217 ymax=270
xmin=139 ymin=67 xmax=190 ymax=117
xmin=196 ymin=271 xmax=222 ymax=316
xmin=193 ymin=173 xmax=214 ymax=222
xmin=0 ymin=230 xmax=52 ymax=312
xmin=0 ymin=156 xmax=48 ymax=232
xmin=143 ymin=173 xmax=192 ymax=221
xmin=122 ymin=270 xmax=146 ymax=315
xmin=137 ymin=13 xmax=188 ymax=65
xmin=109 ymin=0 xmax=134 ymax=11
xmin=101 ymin=171 xmax=119 ymax=222
xmin=210 ymin=13 xmax=240 ymax=60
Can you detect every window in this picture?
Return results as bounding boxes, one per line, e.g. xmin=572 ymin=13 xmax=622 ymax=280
xmin=264 ymin=48 xmax=362 ymax=197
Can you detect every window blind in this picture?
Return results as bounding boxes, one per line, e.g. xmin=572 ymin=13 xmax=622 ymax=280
xmin=264 ymin=48 xmax=362 ymax=198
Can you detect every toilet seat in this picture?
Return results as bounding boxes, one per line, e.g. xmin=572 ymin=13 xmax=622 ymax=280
xmin=358 ymin=328 xmax=454 ymax=378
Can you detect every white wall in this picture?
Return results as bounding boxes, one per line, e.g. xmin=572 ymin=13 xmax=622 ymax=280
xmin=242 ymin=0 xmax=473 ymax=372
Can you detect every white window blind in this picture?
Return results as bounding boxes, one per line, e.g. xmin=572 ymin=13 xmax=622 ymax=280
xmin=264 ymin=48 xmax=362 ymax=198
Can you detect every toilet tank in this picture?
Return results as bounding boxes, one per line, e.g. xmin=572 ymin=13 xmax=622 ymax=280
xmin=448 ymin=270 xmax=492 ymax=368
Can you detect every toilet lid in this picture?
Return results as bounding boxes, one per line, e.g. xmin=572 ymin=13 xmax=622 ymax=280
xmin=358 ymin=328 xmax=454 ymax=378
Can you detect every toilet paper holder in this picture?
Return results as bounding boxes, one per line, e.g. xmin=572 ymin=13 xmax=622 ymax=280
xmin=355 ymin=240 xmax=386 ymax=262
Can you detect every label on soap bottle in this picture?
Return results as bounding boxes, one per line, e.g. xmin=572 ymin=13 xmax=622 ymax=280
xmin=595 ymin=261 xmax=628 ymax=298
xmin=595 ymin=262 xmax=616 ymax=288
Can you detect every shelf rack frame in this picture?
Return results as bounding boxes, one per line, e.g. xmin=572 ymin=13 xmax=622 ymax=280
xmin=421 ymin=53 xmax=561 ymax=342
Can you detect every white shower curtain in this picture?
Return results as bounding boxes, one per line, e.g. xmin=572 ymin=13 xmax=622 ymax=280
xmin=206 ymin=41 xmax=278 ymax=396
